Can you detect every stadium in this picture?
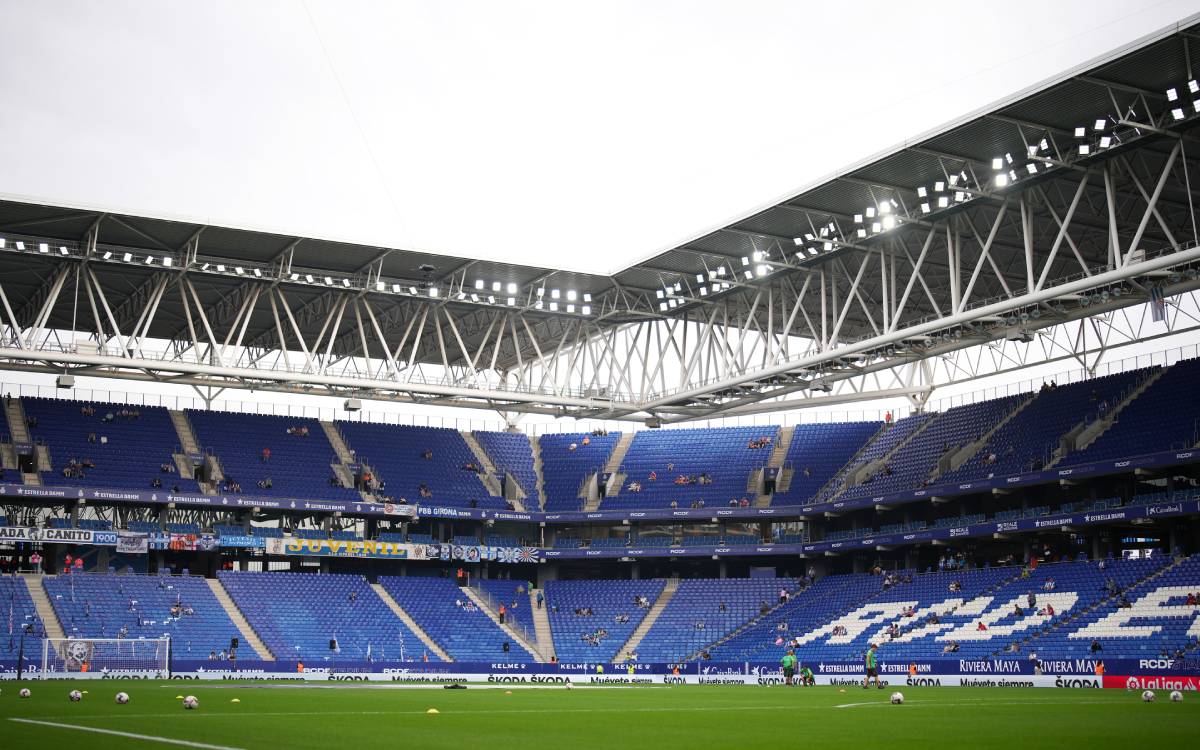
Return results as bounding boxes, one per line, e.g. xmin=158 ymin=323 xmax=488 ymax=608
xmin=2 ymin=2 xmax=1200 ymax=747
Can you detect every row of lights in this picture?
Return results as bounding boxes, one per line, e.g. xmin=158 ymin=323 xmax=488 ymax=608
xmin=0 ymin=237 xmax=179 ymax=266
xmin=655 ymin=267 xmax=735 ymax=311
xmin=1167 ymin=79 xmax=1200 ymax=121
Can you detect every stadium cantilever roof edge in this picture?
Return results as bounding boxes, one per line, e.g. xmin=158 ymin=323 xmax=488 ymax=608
xmin=2 ymin=15 xmax=1200 ymax=421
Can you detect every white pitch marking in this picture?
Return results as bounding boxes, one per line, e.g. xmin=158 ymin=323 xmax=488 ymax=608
xmin=8 ymin=718 xmax=248 ymax=750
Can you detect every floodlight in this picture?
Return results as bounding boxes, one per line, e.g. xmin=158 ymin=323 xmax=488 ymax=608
xmin=536 ymin=287 xmax=545 ymax=297
xmin=871 ymin=222 xmax=881 ymax=233
xmin=457 ymin=291 xmax=467 ymax=300
xmin=744 ymin=270 xmax=753 ymax=280
xmin=916 ymin=186 xmax=927 ymax=198
xmin=507 ymin=297 xmax=516 ymax=306
xmin=699 ymin=286 xmax=710 ymax=296
xmin=1099 ymin=136 xmax=1112 ymax=149
xmin=534 ymin=299 xmax=543 ymax=308
xmin=549 ymin=301 xmax=558 ymax=311
xmin=0 ymin=238 xmax=4 ymax=248
xmin=235 ymin=266 xmax=245 ymax=274
xmin=471 ymin=293 xmax=479 ymax=302
xmin=1074 ymin=126 xmax=1086 ymax=137
xmin=145 ymin=255 xmax=153 ymax=264
xmin=1039 ymin=138 xmax=1049 ymax=151
xmin=741 ymin=256 xmax=750 ymax=266
xmin=1026 ymin=163 xmax=1038 ymax=175
xmin=566 ymin=304 xmax=575 ymax=313
xmin=506 ymin=282 xmax=517 ymax=294
xmin=475 ymin=279 xmax=485 ymax=290
xmin=865 ymin=206 xmax=876 ymax=218
xmin=937 ymin=196 xmax=949 ymax=208
xmin=491 ymin=281 xmax=501 ymax=292
xmin=428 ymin=287 xmax=439 ymax=298
xmin=697 ymin=272 xmax=706 ymax=282
xmin=583 ymin=292 xmax=592 ymax=302
xmin=341 ymin=278 xmax=351 ymax=287
xmin=1027 ymin=144 xmax=1039 ymax=157
xmin=305 ymin=274 xmax=314 ymax=283
xmin=881 ymin=215 xmax=895 ymax=230
xmin=856 ymin=228 xmax=867 ymax=238
xmin=823 ymin=241 xmax=833 ymax=251
xmin=253 ymin=267 xmax=262 ymax=277
xmin=853 ymin=213 xmax=863 ymax=223
xmin=1093 ymin=119 xmax=1105 ymax=131
xmin=991 ymin=157 xmax=1003 ymax=170
xmin=954 ymin=192 xmax=965 ymax=202
xmin=717 ymin=266 xmax=727 ymax=276
xmin=375 ymin=281 xmax=385 ymax=291
xmin=879 ymin=202 xmax=891 ymax=214
xmin=551 ymin=288 xmax=561 ymax=299
xmin=392 ymin=283 xmax=402 ymax=292
xmin=582 ymin=305 xmax=591 ymax=314
xmin=656 ymin=289 xmax=664 ymax=299
xmin=934 ymin=181 xmax=945 ymax=192
xmin=1174 ymin=108 xmax=1186 ymax=121
xmin=659 ymin=302 xmax=668 ymax=311
xmin=1194 ymin=100 xmax=1200 ymax=113
xmin=408 ymin=286 xmax=418 ymax=295
xmin=1168 ymin=87 xmax=1179 ymax=101
xmin=1078 ymin=144 xmax=1090 ymax=155
xmin=792 ymin=237 xmax=804 ymax=246
xmin=106 ymin=252 xmax=115 ymax=261
xmin=673 ymin=282 xmax=682 ymax=292
xmin=920 ymin=202 xmax=930 ymax=214
xmin=487 ymin=295 xmax=495 ymax=304
xmin=1190 ymin=79 xmax=1199 ymax=94
xmin=755 ymin=264 xmax=768 ymax=277
xmin=324 ymin=276 xmax=333 ymax=285
xmin=15 ymin=241 xmax=24 ymax=250
xmin=59 ymin=246 xmax=69 ymax=255
xmin=1008 ymin=169 xmax=1017 ymax=182
xmin=566 ymin=289 xmax=577 ymax=301
xmin=38 ymin=243 xmax=48 ymax=253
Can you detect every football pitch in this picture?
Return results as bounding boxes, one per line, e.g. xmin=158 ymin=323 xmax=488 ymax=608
xmin=0 ymin=681 xmax=1195 ymax=749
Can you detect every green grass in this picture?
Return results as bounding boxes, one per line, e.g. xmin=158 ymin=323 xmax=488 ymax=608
xmin=0 ymin=681 xmax=1195 ymax=749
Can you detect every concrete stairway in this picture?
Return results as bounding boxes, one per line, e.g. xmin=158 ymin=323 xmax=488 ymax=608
xmin=530 ymin=436 xmax=547 ymax=511
xmin=168 ymin=409 xmax=201 ymax=454
xmin=604 ymin=432 xmax=635 ymax=474
xmin=768 ymin=425 xmax=795 ymax=468
xmin=0 ymin=441 xmax=15 ymax=471
xmin=528 ymin=588 xmax=554 ymax=660
xmin=937 ymin=394 xmax=1037 ymax=478
xmin=833 ymin=414 xmax=937 ymax=499
xmin=1068 ymin=369 xmax=1167 ymax=457
xmin=4 ymin=397 xmax=31 ymax=443
xmin=205 ymin=578 xmax=273 ymax=660
xmin=322 ymin=421 xmax=374 ymax=501
xmin=463 ymin=585 xmax=543 ymax=662
xmin=369 ymin=583 xmax=452 ymax=662
xmin=615 ymin=578 xmax=678 ymax=662
xmin=23 ymin=574 xmax=65 ymax=639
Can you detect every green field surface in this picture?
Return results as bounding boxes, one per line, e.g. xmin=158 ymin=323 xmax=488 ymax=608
xmin=0 ymin=681 xmax=1195 ymax=749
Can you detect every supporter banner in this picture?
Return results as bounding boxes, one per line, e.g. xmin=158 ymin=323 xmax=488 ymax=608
xmin=38 ymin=528 xmax=119 ymax=546
xmin=151 ymin=533 xmax=219 ymax=552
xmin=217 ymin=534 xmax=266 ymax=549
xmin=265 ymin=537 xmax=429 ymax=560
xmin=116 ymin=531 xmax=149 ymax=554
xmin=0 ymin=527 xmax=118 ymax=546
xmin=0 ymin=526 xmax=37 ymax=543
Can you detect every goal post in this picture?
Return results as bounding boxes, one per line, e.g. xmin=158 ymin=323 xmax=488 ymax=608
xmin=40 ymin=637 xmax=171 ymax=678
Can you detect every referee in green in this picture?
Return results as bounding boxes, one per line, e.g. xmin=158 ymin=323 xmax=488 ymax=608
xmin=780 ymin=649 xmax=797 ymax=686
xmin=862 ymin=643 xmax=883 ymax=689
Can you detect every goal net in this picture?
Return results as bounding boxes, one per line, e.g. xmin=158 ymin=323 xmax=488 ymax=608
xmin=40 ymin=637 xmax=171 ymax=678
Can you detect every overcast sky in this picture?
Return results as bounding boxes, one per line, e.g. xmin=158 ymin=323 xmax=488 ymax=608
xmin=0 ymin=1 xmax=1195 ymax=276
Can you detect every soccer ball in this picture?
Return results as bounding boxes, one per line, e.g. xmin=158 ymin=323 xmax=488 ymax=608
xmin=890 ymin=692 xmax=904 ymax=705
xmin=565 ymin=681 xmax=574 ymax=690
xmin=115 ymin=692 xmax=130 ymax=705
xmin=69 ymin=690 xmax=82 ymax=702
xmin=1142 ymin=690 xmax=1156 ymax=702
xmin=19 ymin=688 xmax=31 ymax=698
xmin=183 ymin=695 xmax=199 ymax=710
xmin=1170 ymin=690 xmax=1183 ymax=703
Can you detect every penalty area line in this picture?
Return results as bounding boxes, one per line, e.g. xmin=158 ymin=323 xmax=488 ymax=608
xmin=8 ymin=718 xmax=248 ymax=750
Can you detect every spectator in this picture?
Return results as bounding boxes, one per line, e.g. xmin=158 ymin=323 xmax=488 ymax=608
xmin=261 ymin=447 xmax=271 ymax=462
xmin=1090 ymin=639 xmax=1103 ymax=653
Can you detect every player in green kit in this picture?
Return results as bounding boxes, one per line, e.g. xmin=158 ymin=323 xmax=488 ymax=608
xmin=780 ymin=649 xmax=797 ymax=686
xmin=862 ymin=643 xmax=883 ymax=689
xmin=798 ymin=664 xmax=815 ymax=686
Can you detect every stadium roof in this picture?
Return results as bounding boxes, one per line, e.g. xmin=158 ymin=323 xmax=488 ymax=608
xmin=1 ymin=13 xmax=1199 ymax=419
